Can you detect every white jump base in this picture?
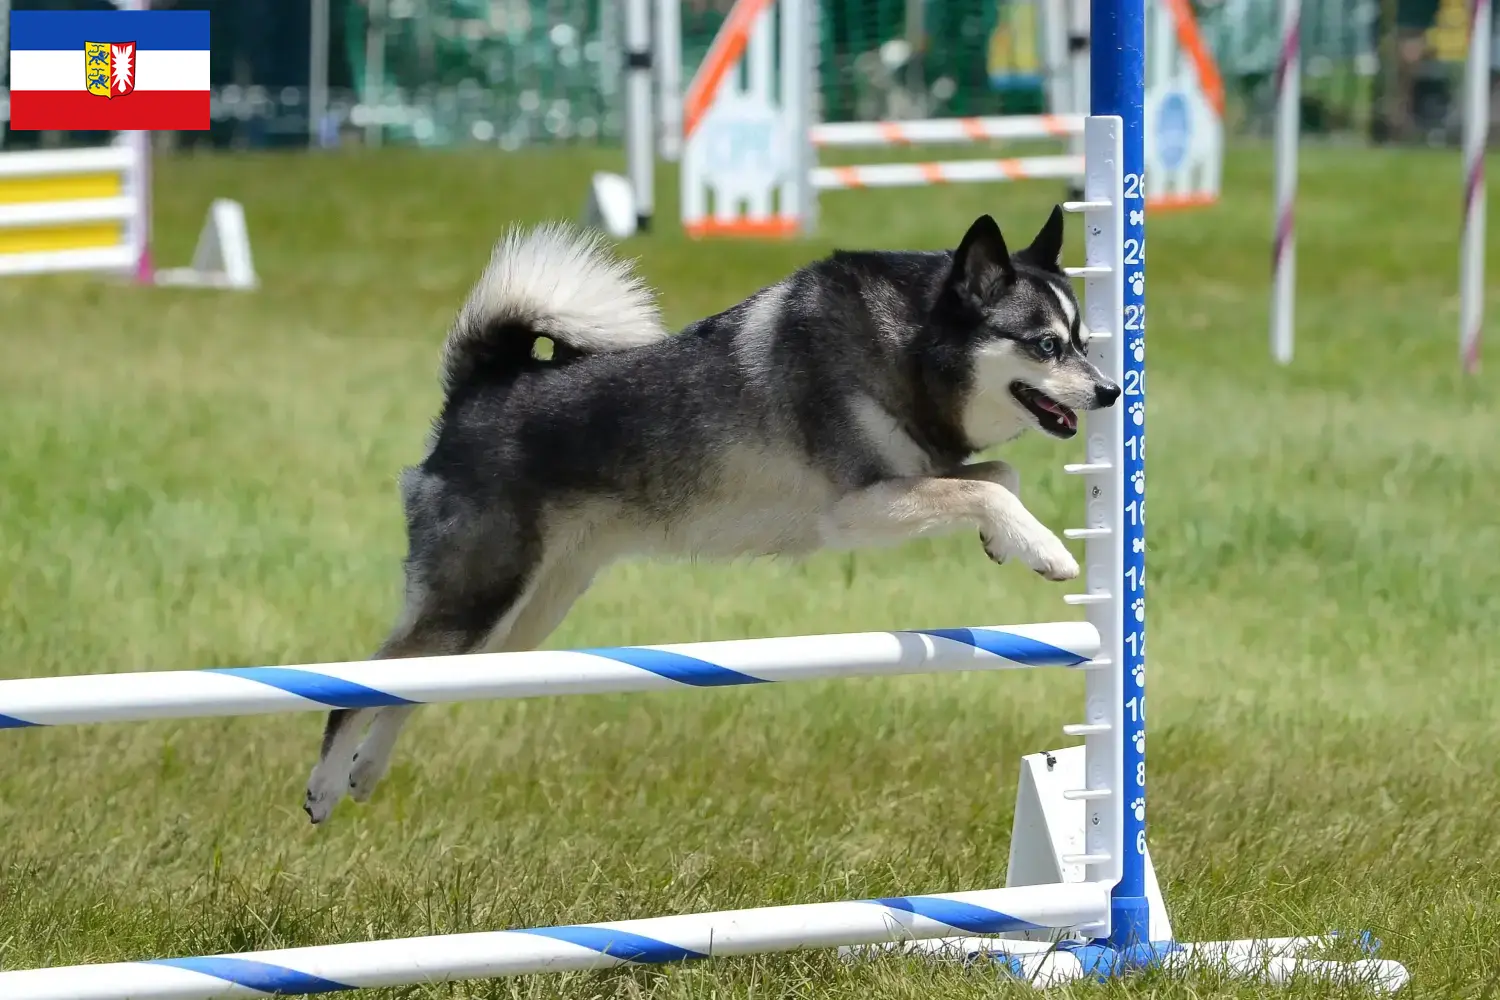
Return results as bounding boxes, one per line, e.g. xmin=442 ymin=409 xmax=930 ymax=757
xmin=855 ymin=934 xmax=1409 ymax=991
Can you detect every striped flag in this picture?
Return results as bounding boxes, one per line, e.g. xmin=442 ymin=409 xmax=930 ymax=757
xmin=8 ymin=10 xmax=210 ymax=131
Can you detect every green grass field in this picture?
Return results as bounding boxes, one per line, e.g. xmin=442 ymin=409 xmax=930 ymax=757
xmin=1 ymin=141 xmax=1497 ymax=998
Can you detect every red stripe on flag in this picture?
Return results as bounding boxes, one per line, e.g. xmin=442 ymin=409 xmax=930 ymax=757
xmin=10 ymin=90 xmax=209 ymax=131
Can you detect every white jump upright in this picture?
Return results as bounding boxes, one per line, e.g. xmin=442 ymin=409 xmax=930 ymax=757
xmin=0 ymin=4 xmax=1410 ymax=990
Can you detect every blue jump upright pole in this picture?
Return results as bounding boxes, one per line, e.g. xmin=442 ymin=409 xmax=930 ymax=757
xmin=1091 ymin=0 xmax=1150 ymax=951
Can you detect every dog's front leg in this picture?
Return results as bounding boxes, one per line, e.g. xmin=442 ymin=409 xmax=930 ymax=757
xmin=820 ymin=471 xmax=1078 ymax=581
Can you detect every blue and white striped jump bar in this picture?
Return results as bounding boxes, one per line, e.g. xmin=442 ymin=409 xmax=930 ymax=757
xmin=0 ymin=883 xmax=1109 ymax=1000
xmin=0 ymin=622 xmax=1099 ymax=729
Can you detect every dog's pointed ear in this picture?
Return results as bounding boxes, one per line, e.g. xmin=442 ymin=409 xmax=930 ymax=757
xmin=1015 ymin=204 xmax=1066 ymax=271
xmin=948 ymin=214 xmax=1015 ymax=305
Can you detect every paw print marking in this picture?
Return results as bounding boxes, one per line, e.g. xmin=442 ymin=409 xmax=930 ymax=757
xmin=1131 ymin=598 xmax=1145 ymax=623
xmin=1128 ymin=401 xmax=1144 ymax=426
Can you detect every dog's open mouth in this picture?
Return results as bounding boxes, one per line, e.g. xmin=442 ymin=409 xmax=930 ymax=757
xmin=1010 ymin=382 xmax=1078 ymax=438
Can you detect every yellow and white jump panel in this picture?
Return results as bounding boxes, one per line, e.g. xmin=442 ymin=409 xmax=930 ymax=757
xmin=0 ymin=138 xmax=145 ymax=277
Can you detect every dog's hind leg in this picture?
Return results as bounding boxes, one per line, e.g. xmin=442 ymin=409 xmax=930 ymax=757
xmin=343 ymin=551 xmax=600 ymax=807
xmin=305 ymin=539 xmax=542 ymax=824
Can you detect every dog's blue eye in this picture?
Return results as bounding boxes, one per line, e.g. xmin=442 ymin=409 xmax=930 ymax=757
xmin=1039 ymin=336 xmax=1060 ymax=357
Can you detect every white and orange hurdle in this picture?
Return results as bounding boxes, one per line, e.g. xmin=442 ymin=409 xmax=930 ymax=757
xmin=809 ymin=114 xmax=1087 ymax=196
xmin=668 ymin=0 xmax=1224 ymax=238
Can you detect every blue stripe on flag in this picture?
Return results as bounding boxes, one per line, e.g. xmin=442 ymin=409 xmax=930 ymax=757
xmin=148 ymin=957 xmax=353 ymax=994
xmin=516 ymin=926 xmax=709 ymax=964
xmin=0 ymin=713 xmax=39 ymax=729
xmin=872 ymin=895 xmax=1045 ymax=933
xmin=580 ymin=647 xmax=768 ymax=687
xmin=207 ymin=668 xmax=416 ymax=709
xmin=9 ymin=11 xmax=210 ymax=51
xmin=916 ymin=628 xmax=1088 ymax=666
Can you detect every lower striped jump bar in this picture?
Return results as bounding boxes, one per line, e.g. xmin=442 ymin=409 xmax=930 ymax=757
xmin=0 ymin=883 xmax=1109 ymax=1000
xmin=0 ymin=621 xmax=1099 ymax=729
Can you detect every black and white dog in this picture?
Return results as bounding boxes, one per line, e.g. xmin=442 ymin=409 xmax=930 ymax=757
xmin=304 ymin=209 xmax=1120 ymax=823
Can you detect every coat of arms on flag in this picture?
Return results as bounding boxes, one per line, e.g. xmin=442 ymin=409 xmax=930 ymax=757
xmin=85 ymin=41 xmax=137 ymax=99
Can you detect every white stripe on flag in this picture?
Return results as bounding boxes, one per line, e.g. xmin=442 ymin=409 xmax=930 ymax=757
xmin=9 ymin=50 xmax=210 ymax=92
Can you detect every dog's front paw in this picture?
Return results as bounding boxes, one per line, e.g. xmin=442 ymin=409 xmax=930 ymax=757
xmin=304 ymin=759 xmax=350 ymax=825
xmin=1024 ymin=531 xmax=1079 ymax=582
xmin=985 ymin=524 xmax=1078 ymax=581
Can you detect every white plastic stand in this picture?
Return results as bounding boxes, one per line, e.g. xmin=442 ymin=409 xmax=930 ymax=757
xmin=154 ymin=198 xmax=258 ymax=290
xmin=1002 ymin=747 xmax=1172 ymax=943
xmin=582 ymin=171 xmax=639 ymax=239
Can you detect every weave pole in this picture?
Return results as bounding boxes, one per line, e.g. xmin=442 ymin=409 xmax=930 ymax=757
xmin=1461 ymin=0 xmax=1491 ymax=373
xmin=1270 ymin=0 xmax=1300 ymax=365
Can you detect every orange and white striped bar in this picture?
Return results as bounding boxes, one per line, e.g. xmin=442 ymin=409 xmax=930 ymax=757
xmin=810 ymin=114 xmax=1084 ymax=148
xmin=811 ymin=155 xmax=1084 ymax=190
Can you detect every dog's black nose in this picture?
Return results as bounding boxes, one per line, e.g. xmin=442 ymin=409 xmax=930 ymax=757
xmin=1095 ymin=381 xmax=1121 ymax=407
